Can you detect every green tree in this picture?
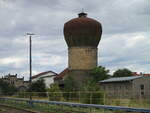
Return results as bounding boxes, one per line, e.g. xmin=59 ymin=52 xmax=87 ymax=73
xmin=0 ymin=79 xmax=17 ymax=95
xmin=28 ymin=79 xmax=46 ymax=97
xmin=90 ymin=66 xmax=110 ymax=83
xmin=62 ymin=76 xmax=78 ymax=100
xmin=80 ymin=77 xmax=104 ymax=104
xmin=63 ymin=76 xmax=77 ymax=92
xmin=113 ymin=68 xmax=132 ymax=77
xmin=61 ymin=66 xmax=109 ymax=103
xmin=47 ymin=83 xmax=63 ymax=101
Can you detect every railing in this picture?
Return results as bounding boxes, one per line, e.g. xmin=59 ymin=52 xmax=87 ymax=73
xmin=13 ymin=91 xmax=150 ymax=108
xmin=0 ymin=97 xmax=150 ymax=113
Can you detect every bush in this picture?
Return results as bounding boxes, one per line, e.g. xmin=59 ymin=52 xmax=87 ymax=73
xmin=47 ymin=83 xmax=63 ymax=101
xmin=0 ymin=79 xmax=17 ymax=96
xmin=80 ymin=77 xmax=104 ymax=104
xmin=80 ymin=91 xmax=104 ymax=104
xmin=113 ymin=68 xmax=132 ymax=77
xmin=28 ymin=79 xmax=46 ymax=97
xmin=90 ymin=66 xmax=110 ymax=82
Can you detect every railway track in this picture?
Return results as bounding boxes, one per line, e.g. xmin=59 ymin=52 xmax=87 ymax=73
xmin=0 ymin=104 xmax=38 ymax=113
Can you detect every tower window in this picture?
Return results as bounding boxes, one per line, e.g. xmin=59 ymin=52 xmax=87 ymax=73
xmin=140 ymin=84 xmax=144 ymax=90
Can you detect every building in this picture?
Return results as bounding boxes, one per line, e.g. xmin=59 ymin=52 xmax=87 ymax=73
xmin=132 ymin=72 xmax=150 ymax=76
xmin=54 ymin=68 xmax=69 ymax=87
xmin=63 ymin=12 xmax=102 ymax=85
xmin=99 ymin=76 xmax=150 ymax=99
xmin=1 ymin=74 xmax=29 ymax=91
xmin=32 ymin=71 xmax=57 ymax=88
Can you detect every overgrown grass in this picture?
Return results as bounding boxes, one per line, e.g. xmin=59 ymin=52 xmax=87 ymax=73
xmin=0 ymin=98 xmax=147 ymax=113
xmin=0 ymin=99 xmax=114 ymax=113
xmin=105 ymin=98 xmax=150 ymax=108
xmin=4 ymin=92 xmax=150 ymax=109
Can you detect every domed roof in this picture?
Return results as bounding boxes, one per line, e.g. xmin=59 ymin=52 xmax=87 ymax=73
xmin=63 ymin=12 xmax=102 ymax=47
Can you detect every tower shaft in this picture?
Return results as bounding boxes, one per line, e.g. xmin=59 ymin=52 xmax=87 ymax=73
xmin=68 ymin=47 xmax=97 ymax=70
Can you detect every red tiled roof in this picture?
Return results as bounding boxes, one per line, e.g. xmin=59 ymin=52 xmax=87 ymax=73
xmin=132 ymin=72 xmax=139 ymax=76
xmin=143 ymin=74 xmax=150 ymax=76
xmin=132 ymin=72 xmax=150 ymax=76
xmin=32 ymin=71 xmax=57 ymax=79
xmin=54 ymin=68 xmax=69 ymax=80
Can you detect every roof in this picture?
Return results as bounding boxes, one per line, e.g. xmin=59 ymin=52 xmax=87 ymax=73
xmin=100 ymin=76 xmax=143 ymax=83
xmin=32 ymin=71 xmax=57 ymax=79
xmin=143 ymin=74 xmax=150 ymax=76
xmin=54 ymin=68 xmax=69 ymax=80
xmin=64 ymin=13 xmax=102 ymax=47
xmin=132 ymin=72 xmax=150 ymax=76
xmin=132 ymin=72 xmax=139 ymax=76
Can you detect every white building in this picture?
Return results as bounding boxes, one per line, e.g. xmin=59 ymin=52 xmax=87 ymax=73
xmin=32 ymin=71 xmax=57 ymax=88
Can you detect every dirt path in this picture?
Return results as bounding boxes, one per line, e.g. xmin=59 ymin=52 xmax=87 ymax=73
xmin=0 ymin=104 xmax=38 ymax=113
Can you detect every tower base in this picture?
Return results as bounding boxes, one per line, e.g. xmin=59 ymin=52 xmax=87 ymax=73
xmin=67 ymin=69 xmax=92 ymax=89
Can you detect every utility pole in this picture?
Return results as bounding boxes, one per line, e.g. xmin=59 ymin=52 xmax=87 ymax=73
xmin=27 ymin=33 xmax=35 ymax=101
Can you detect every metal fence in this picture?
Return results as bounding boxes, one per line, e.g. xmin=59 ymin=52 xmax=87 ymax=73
xmin=7 ymin=91 xmax=149 ymax=108
xmin=0 ymin=97 xmax=150 ymax=113
xmin=1 ymin=91 xmax=150 ymax=108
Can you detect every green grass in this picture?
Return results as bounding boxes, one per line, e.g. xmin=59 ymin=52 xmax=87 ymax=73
xmin=105 ymin=98 xmax=150 ymax=108
xmin=0 ymin=97 xmax=149 ymax=113
xmin=0 ymin=99 xmax=113 ymax=113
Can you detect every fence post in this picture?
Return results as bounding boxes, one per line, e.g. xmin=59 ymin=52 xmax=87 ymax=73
xmin=79 ymin=91 xmax=80 ymax=103
xmin=47 ymin=92 xmax=49 ymax=100
xmin=27 ymin=100 xmax=33 ymax=107
xmin=90 ymin=92 xmax=92 ymax=104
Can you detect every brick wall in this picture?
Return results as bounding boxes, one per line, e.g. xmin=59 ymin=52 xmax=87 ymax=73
xmin=68 ymin=47 xmax=97 ymax=70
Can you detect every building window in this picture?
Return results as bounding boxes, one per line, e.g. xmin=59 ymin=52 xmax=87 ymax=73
xmin=141 ymin=91 xmax=144 ymax=96
xmin=125 ymin=86 xmax=128 ymax=90
xmin=109 ymin=86 xmax=111 ymax=90
xmin=140 ymin=84 xmax=144 ymax=90
xmin=126 ymin=91 xmax=128 ymax=95
xmin=120 ymin=86 xmax=122 ymax=90
xmin=103 ymin=86 xmax=105 ymax=90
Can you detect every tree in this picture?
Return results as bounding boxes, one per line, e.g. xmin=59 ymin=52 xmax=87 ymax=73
xmin=0 ymin=79 xmax=17 ymax=95
xmin=113 ymin=68 xmax=132 ymax=77
xmin=47 ymin=83 xmax=63 ymax=101
xmin=62 ymin=76 xmax=78 ymax=100
xmin=28 ymin=79 xmax=46 ymax=96
xmin=90 ymin=66 xmax=110 ymax=83
xmin=80 ymin=77 xmax=104 ymax=104
xmin=61 ymin=66 xmax=109 ymax=103
xmin=63 ymin=76 xmax=78 ymax=92
xmin=80 ymin=66 xmax=109 ymax=104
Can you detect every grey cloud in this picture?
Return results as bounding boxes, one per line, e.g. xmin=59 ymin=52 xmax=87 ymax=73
xmin=0 ymin=0 xmax=150 ymax=78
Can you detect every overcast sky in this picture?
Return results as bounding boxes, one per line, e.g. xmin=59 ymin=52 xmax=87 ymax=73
xmin=0 ymin=0 xmax=150 ymax=80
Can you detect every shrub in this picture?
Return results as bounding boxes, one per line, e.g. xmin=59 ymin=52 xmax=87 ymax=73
xmin=0 ymin=79 xmax=17 ymax=96
xmin=47 ymin=83 xmax=63 ymax=101
xmin=28 ymin=79 xmax=46 ymax=97
xmin=80 ymin=77 xmax=104 ymax=104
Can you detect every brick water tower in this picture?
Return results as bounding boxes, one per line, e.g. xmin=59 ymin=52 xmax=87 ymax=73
xmin=63 ymin=12 xmax=102 ymax=84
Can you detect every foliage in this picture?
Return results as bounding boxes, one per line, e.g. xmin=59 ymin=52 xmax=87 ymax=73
xmin=90 ymin=66 xmax=111 ymax=83
xmin=61 ymin=66 xmax=110 ymax=103
xmin=28 ymin=79 xmax=46 ymax=97
xmin=80 ymin=77 xmax=104 ymax=104
xmin=63 ymin=76 xmax=78 ymax=92
xmin=47 ymin=83 xmax=63 ymax=101
xmin=17 ymin=91 xmax=28 ymax=98
xmin=113 ymin=68 xmax=132 ymax=77
xmin=62 ymin=76 xmax=78 ymax=100
xmin=0 ymin=79 xmax=17 ymax=95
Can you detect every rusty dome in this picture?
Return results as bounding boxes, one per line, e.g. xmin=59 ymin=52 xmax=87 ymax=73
xmin=63 ymin=12 xmax=102 ymax=47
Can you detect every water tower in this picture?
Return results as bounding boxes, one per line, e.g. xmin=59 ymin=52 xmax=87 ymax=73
xmin=63 ymin=12 xmax=102 ymax=84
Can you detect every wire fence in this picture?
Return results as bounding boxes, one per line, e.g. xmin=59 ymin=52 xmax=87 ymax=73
xmin=0 ymin=97 xmax=150 ymax=113
xmin=1 ymin=91 xmax=150 ymax=109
